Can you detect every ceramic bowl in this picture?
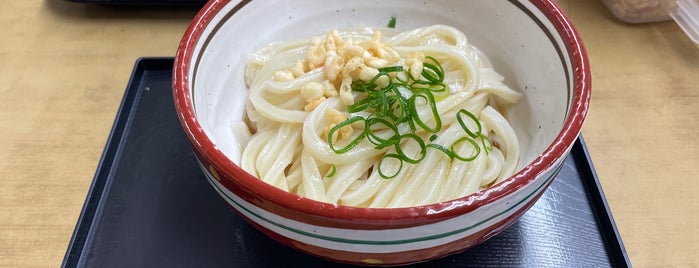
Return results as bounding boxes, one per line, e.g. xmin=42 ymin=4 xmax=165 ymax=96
xmin=173 ymin=0 xmax=590 ymax=265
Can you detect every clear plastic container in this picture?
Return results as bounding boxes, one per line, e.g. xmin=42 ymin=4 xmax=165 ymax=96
xmin=601 ymin=0 xmax=678 ymax=23
xmin=602 ymin=0 xmax=699 ymax=44
xmin=669 ymin=0 xmax=699 ymax=44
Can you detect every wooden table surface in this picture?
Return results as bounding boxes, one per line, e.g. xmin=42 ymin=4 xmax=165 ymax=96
xmin=1 ymin=1 xmax=697 ymax=267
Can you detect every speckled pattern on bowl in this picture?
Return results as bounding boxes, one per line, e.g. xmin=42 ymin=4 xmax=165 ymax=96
xmin=173 ymin=0 xmax=590 ymax=265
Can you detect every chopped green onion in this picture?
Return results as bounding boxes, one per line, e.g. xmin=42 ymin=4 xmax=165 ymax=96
xmin=365 ymin=117 xmax=400 ymax=148
xmin=326 ymin=165 xmax=337 ymax=177
xmin=385 ymin=94 xmax=409 ymax=122
xmin=426 ymin=143 xmax=455 ymax=160
xmin=409 ymin=90 xmax=441 ymax=133
xmin=328 ymin=116 xmax=367 ymax=154
xmin=456 ymin=109 xmax=482 ymax=138
xmin=387 ymin=17 xmax=397 ymax=28
xmin=422 ymin=56 xmax=444 ymax=82
xmin=378 ymin=153 xmax=402 ymax=179
xmin=327 ymin=56 xmax=492 ymax=179
xmin=394 ymin=133 xmax=426 ymax=164
xmin=479 ymin=134 xmax=493 ymax=154
xmin=378 ymin=65 xmax=403 ymax=73
xmin=429 ymin=134 xmax=438 ymax=142
xmin=451 ymin=136 xmax=481 ymax=161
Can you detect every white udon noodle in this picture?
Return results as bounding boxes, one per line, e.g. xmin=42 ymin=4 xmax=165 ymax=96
xmin=235 ymin=25 xmax=522 ymax=208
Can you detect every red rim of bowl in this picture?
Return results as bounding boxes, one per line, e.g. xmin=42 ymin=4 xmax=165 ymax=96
xmin=173 ymin=0 xmax=591 ymax=223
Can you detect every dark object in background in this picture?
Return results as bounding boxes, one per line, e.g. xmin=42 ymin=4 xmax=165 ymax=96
xmin=65 ymin=0 xmax=208 ymax=7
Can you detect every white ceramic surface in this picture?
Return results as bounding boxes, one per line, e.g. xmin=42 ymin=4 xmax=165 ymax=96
xmin=174 ymin=0 xmax=589 ymax=265
xmin=191 ymin=0 xmax=571 ymax=171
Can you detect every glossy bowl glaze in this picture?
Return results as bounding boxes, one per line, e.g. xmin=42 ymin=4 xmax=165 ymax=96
xmin=173 ymin=0 xmax=590 ymax=265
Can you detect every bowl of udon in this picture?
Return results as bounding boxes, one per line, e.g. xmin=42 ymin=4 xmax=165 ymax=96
xmin=173 ymin=0 xmax=590 ymax=265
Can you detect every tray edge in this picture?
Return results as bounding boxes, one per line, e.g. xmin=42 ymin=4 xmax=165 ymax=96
xmin=61 ymin=57 xmax=175 ymax=268
xmin=573 ymin=137 xmax=632 ymax=268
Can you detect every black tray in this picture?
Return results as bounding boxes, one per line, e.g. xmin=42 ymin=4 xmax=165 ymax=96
xmin=62 ymin=58 xmax=630 ymax=267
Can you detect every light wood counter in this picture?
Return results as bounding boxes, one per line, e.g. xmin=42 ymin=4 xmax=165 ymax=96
xmin=1 ymin=1 xmax=697 ymax=267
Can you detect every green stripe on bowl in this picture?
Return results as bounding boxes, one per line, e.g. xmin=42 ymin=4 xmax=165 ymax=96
xmin=202 ymin=162 xmax=562 ymax=246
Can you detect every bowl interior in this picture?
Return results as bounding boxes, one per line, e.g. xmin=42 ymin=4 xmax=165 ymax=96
xmin=188 ymin=0 xmax=573 ymax=183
